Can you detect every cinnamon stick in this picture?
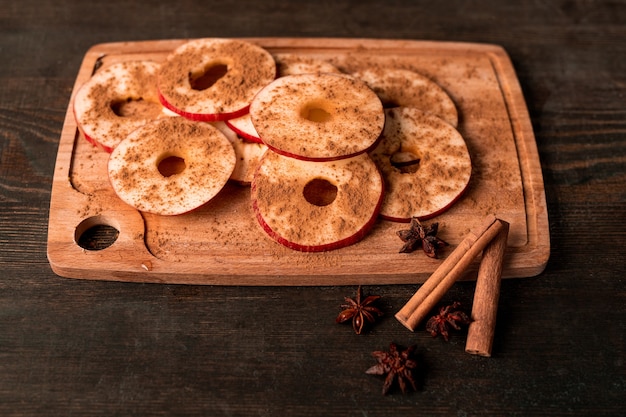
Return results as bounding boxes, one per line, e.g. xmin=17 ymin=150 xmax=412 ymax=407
xmin=395 ymin=214 xmax=505 ymax=331
xmin=465 ymin=220 xmax=509 ymax=357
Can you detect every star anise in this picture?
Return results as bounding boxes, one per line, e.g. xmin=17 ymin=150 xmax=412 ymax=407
xmin=397 ymin=217 xmax=448 ymax=257
xmin=425 ymin=301 xmax=471 ymax=341
xmin=335 ymin=285 xmax=383 ymax=334
xmin=366 ymin=342 xmax=419 ymax=395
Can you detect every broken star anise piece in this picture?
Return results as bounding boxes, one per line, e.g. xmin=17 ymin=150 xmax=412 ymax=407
xmin=397 ymin=217 xmax=448 ymax=258
xmin=425 ymin=301 xmax=472 ymax=341
xmin=336 ymin=285 xmax=383 ymax=335
xmin=366 ymin=342 xmax=419 ymax=395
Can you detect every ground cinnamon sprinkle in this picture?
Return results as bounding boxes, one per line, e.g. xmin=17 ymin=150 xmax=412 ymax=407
xmin=76 ymin=60 xmax=164 ymax=150
xmin=74 ymin=41 xmax=527 ymax=264
xmin=108 ymin=117 xmax=235 ymax=215
xmin=252 ymin=151 xmax=382 ymax=248
xmin=249 ymin=73 xmax=384 ymax=160
xmin=157 ymin=39 xmax=276 ymax=116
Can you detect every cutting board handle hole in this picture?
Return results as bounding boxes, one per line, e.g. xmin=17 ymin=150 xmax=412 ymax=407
xmin=75 ymin=216 xmax=120 ymax=251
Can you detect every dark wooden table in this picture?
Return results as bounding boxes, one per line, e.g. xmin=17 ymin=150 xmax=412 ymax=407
xmin=2 ymin=1 xmax=624 ymax=415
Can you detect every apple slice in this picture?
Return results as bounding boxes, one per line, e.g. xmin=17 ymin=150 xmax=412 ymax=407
xmin=352 ymin=67 xmax=459 ymax=127
xmin=224 ymin=112 xmax=263 ymax=144
xmin=370 ymin=107 xmax=471 ymax=222
xmin=73 ymin=60 xmax=167 ymax=153
xmin=249 ymin=73 xmax=385 ymax=161
xmin=210 ymin=121 xmax=267 ymax=184
xmin=157 ymin=38 xmax=276 ymax=122
xmin=108 ymin=117 xmax=236 ymax=215
xmin=226 ymin=55 xmax=342 ymax=144
xmin=251 ymin=151 xmax=384 ymax=252
xmin=273 ymin=53 xmax=342 ymax=77
xmin=228 ymin=137 xmax=267 ymax=185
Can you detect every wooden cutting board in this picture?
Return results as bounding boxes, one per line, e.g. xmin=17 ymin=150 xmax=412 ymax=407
xmin=47 ymin=38 xmax=549 ymax=285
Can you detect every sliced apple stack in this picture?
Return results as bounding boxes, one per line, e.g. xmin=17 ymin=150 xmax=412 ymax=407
xmin=73 ymin=60 xmax=169 ymax=152
xmin=249 ymin=72 xmax=385 ymax=251
xmin=74 ymin=37 xmax=473 ymax=252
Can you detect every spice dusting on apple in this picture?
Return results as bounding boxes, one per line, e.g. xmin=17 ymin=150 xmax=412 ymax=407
xmin=73 ymin=37 xmax=472 ymax=252
xmin=73 ymin=60 xmax=169 ymax=152
xmin=157 ymin=38 xmax=276 ymax=121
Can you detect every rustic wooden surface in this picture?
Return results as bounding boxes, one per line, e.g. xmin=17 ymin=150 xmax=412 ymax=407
xmin=1 ymin=1 xmax=624 ymax=416
xmin=47 ymin=38 xmax=548 ymax=284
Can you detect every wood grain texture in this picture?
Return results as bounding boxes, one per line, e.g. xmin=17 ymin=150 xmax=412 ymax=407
xmin=46 ymin=38 xmax=549 ymax=284
xmin=1 ymin=1 xmax=625 ymax=416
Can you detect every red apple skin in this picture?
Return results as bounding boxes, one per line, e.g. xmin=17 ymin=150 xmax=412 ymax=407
xmin=77 ymin=122 xmax=115 ymax=153
xmin=255 ymin=121 xmax=384 ymax=163
xmin=260 ymin=141 xmax=377 ymax=163
xmin=158 ymin=94 xmax=250 ymax=122
xmin=225 ymin=115 xmax=263 ymax=144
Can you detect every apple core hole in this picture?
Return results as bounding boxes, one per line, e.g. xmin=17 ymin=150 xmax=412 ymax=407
xmin=158 ymin=155 xmax=186 ymax=177
xmin=301 ymin=104 xmax=332 ymax=123
xmin=110 ymin=98 xmax=162 ymax=118
xmin=381 ymin=99 xmax=401 ymax=109
xmin=390 ymin=151 xmax=421 ymax=174
xmin=75 ymin=217 xmax=119 ymax=251
xmin=303 ymin=178 xmax=338 ymax=207
xmin=190 ymin=64 xmax=228 ymax=91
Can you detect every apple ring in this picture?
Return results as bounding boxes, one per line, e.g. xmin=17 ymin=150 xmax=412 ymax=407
xmin=108 ymin=117 xmax=236 ymax=215
xmin=251 ymin=151 xmax=384 ymax=252
xmin=370 ymin=107 xmax=471 ymax=222
xmin=225 ymin=55 xmax=342 ymax=143
xmin=157 ymin=38 xmax=276 ymax=121
xmin=249 ymin=73 xmax=385 ymax=161
xmin=353 ymin=67 xmax=459 ymax=127
xmin=73 ymin=60 xmax=167 ymax=153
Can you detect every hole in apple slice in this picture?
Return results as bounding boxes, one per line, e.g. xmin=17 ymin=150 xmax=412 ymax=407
xmin=75 ymin=216 xmax=119 ymax=251
xmin=303 ymin=178 xmax=338 ymax=207
xmin=110 ymin=97 xmax=163 ymax=119
xmin=301 ymin=102 xmax=332 ymax=123
xmin=158 ymin=155 xmax=186 ymax=177
xmin=390 ymin=151 xmax=421 ymax=174
xmin=381 ymin=99 xmax=401 ymax=109
xmin=189 ymin=63 xmax=228 ymax=91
